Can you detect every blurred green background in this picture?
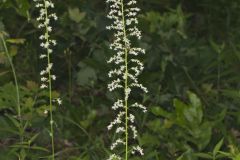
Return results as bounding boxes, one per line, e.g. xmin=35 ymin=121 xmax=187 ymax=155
xmin=0 ymin=0 xmax=240 ymax=159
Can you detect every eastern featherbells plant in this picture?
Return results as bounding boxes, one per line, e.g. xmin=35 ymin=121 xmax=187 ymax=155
xmin=106 ymin=0 xmax=148 ymax=159
xmin=34 ymin=0 xmax=61 ymax=159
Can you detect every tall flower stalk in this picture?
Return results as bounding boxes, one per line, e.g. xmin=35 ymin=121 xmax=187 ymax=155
xmin=106 ymin=0 xmax=147 ymax=159
xmin=34 ymin=0 xmax=60 ymax=159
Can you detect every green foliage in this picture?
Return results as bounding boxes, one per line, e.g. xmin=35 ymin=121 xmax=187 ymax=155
xmin=0 ymin=0 xmax=240 ymax=159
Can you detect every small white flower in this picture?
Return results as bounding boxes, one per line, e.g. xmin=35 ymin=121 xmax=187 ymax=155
xmin=110 ymin=138 xmax=125 ymax=150
xmin=131 ymin=102 xmax=147 ymax=113
xmin=44 ymin=110 xmax=48 ymax=114
xmin=125 ymin=87 xmax=131 ymax=100
xmin=40 ymin=42 xmax=45 ymax=47
xmin=46 ymin=63 xmax=53 ymax=72
xmin=107 ymin=154 xmax=121 ymax=160
xmin=112 ymin=99 xmax=124 ymax=110
xmin=48 ymin=49 xmax=53 ymax=53
xmin=47 ymin=26 xmax=52 ymax=32
xmin=51 ymin=75 xmax=56 ymax=80
xmin=116 ymin=127 xmax=125 ymax=133
xmin=41 ymin=77 xmax=48 ymax=82
xmin=44 ymin=42 xmax=50 ymax=48
xmin=129 ymin=114 xmax=135 ymax=123
xmin=39 ymin=35 xmax=45 ymax=40
xmin=107 ymin=111 xmax=125 ymax=130
xmin=132 ymin=146 xmax=144 ymax=156
xmin=40 ymin=54 xmax=47 ymax=59
xmin=56 ymin=98 xmax=62 ymax=105
xmin=51 ymin=40 xmax=57 ymax=46
xmin=130 ymin=125 xmax=138 ymax=139
xmin=40 ymin=84 xmax=48 ymax=89
xmin=40 ymin=70 xmax=46 ymax=75
xmin=50 ymin=120 xmax=54 ymax=125
xmin=108 ymin=78 xmax=123 ymax=91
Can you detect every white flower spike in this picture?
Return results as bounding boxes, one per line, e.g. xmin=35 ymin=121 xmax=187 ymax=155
xmin=106 ymin=0 xmax=147 ymax=159
xmin=34 ymin=0 xmax=59 ymax=160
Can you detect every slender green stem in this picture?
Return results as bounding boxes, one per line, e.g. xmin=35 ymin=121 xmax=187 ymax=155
xmin=120 ymin=0 xmax=129 ymax=159
xmin=0 ymin=35 xmax=23 ymax=143
xmin=43 ymin=1 xmax=55 ymax=159
xmin=48 ymin=49 xmax=55 ymax=160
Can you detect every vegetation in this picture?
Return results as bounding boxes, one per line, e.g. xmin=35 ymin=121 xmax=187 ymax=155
xmin=0 ymin=0 xmax=240 ymax=160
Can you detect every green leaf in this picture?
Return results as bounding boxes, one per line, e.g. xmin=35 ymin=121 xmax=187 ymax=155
xmin=189 ymin=121 xmax=212 ymax=150
xmin=28 ymin=133 xmax=40 ymax=144
xmin=221 ymin=89 xmax=240 ymax=99
xmin=187 ymin=91 xmax=203 ymax=124
xmin=173 ymin=99 xmax=188 ymax=126
xmin=151 ymin=106 xmax=171 ymax=118
xmin=5 ymin=114 xmax=20 ymax=129
xmin=10 ymin=144 xmax=49 ymax=152
xmin=140 ymin=133 xmax=159 ymax=147
xmin=15 ymin=0 xmax=30 ymax=19
xmin=77 ymin=62 xmax=97 ymax=86
xmin=234 ymin=154 xmax=240 ymax=160
xmin=0 ymin=82 xmax=17 ymax=111
xmin=80 ymin=110 xmax=97 ymax=128
xmin=209 ymin=39 xmax=225 ymax=54
xmin=218 ymin=151 xmax=231 ymax=157
xmin=194 ymin=153 xmax=212 ymax=159
xmin=6 ymin=38 xmax=25 ymax=44
xmin=147 ymin=119 xmax=162 ymax=132
xmin=68 ymin=8 xmax=86 ymax=23
xmin=213 ymin=138 xmax=224 ymax=157
xmin=177 ymin=148 xmax=197 ymax=160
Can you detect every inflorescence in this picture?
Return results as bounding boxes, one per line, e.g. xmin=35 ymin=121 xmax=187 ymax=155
xmin=34 ymin=0 xmax=60 ymax=159
xmin=34 ymin=0 xmax=61 ymax=105
xmin=34 ymin=0 xmax=58 ymax=90
xmin=106 ymin=0 xmax=147 ymax=159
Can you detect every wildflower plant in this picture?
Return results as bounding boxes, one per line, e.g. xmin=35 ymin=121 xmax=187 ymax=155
xmin=34 ymin=0 xmax=60 ymax=159
xmin=106 ymin=0 xmax=148 ymax=159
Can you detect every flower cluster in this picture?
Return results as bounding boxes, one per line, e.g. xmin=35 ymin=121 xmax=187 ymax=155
xmin=34 ymin=0 xmax=61 ymax=106
xmin=34 ymin=0 xmax=57 ymax=89
xmin=106 ymin=0 xmax=147 ymax=159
